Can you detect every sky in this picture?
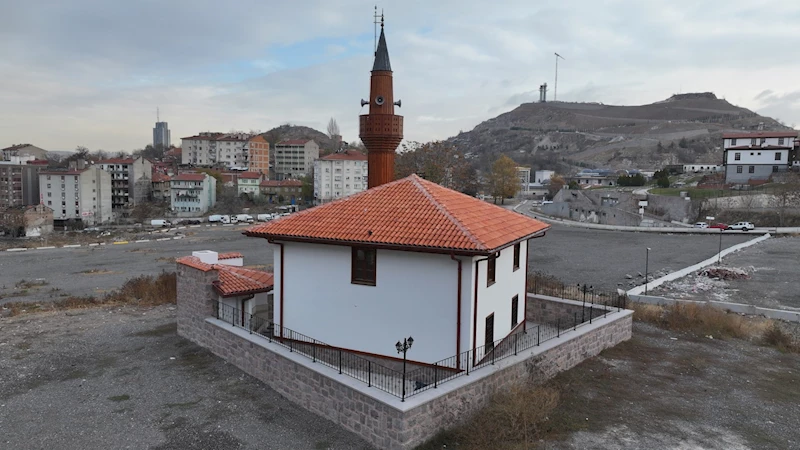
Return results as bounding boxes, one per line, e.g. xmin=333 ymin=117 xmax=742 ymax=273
xmin=2 ymin=0 xmax=799 ymax=153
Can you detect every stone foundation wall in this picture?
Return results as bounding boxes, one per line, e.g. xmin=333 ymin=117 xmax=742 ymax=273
xmin=177 ymin=264 xmax=633 ymax=450
xmin=526 ymin=294 xmax=612 ymax=326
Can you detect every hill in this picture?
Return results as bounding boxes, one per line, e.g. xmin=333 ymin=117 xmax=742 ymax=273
xmin=260 ymin=125 xmax=337 ymax=155
xmin=446 ymin=93 xmax=791 ymax=172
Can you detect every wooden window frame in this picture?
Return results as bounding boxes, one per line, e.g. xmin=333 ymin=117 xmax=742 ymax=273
xmin=351 ymin=247 xmax=377 ymax=286
xmin=513 ymin=243 xmax=521 ymax=271
xmin=487 ymin=255 xmax=496 ymax=287
xmin=485 ymin=313 xmax=495 ymax=351
xmin=511 ymin=295 xmax=519 ymax=327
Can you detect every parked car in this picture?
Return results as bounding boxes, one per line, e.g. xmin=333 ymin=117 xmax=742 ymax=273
xmin=693 ymin=222 xmax=708 ymax=229
xmin=709 ymin=223 xmax=727 ymax=230
xmin=727 ymin=222 xmax=755 ymax=231
xmin=208 ymin=214 xmax=223 ymax=223
xmin=150 ymin=219 xmax=171 ymax=228
xmin=184 ymin=219 xmax=201 ymax=225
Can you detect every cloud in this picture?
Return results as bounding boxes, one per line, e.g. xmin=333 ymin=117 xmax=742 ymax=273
xmin=1 ymin=0 xmax=800 ymax=151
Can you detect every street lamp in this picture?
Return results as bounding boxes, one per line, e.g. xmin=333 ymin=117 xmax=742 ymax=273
xmin=645 ymin=247 xmax=651 ymax=295
xmin=395 ymin=336 xmax=414 ymax=402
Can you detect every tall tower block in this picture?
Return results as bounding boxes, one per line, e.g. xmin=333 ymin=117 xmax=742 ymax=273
xmin=359 ymin=19 xmax=403 ymax=189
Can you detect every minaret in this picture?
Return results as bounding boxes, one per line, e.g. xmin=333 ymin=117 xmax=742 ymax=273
xmin=359 ymin=16 xmax=403 ymax=189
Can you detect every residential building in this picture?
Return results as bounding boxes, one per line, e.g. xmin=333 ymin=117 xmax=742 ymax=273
xmin=534 ymin=170 xmax=555 ymax=184
xmin=170 ymin=173 xmax=217 ymax=216
xmin=153 ymin=121 xmax=171 ymax=148
xmin=38 ymin=164 xmax=112 ymax=225
xmin=248 ymin=135 xmax=270 ymax=174
xmin=237 ymin=172 xmax=262 ymax=198
xmin=152 ymin=173 xmax=171 ymax=202
xmin=273 ymin=140 xmax=320 ymax=180
xmin=516 ymin=167 xmax=531 ymax=194
xmin=96 ymin=156 xmax=153 ymax=215
xmin=682 ymin=164 xmax=723 ymax=174
xmin=259 ymin=180 xmax=302 ymax=204
xmin=0 ymin=162 xmax=41 ymax=208
xmin=313 ymin=150 xmax=368 ymax=203
xmin=181 ymin=132 xmax=254 ymax=170
xmin=722 ymin=131 xmax=798 ymax=184
xmin=245 ymin=174 xmax=550 ymax=363
xmin=2 ymin=144 xmax=48 ymax=161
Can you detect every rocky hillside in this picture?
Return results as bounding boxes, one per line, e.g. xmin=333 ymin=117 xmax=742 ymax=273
xmin=447 ymin=93 xmax=791 ymax=171
xmin=260 ymin=125 xmax=338 ymax=155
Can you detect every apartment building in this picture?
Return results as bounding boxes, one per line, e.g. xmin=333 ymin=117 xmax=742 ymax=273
xmin=722 ymin=131 xmax=798 ymax=184
xmin=170 ymin=173 xmax=217 ymax=215
xmin=0 ymin=162 xmax=41 ymax=208
xmin=38 ymin=164 xmax=112 ymax=225
xmin=274 ymin=140 xmax=319 ymax=180
xmin=96 ymin=156 xmax=153 ymax=214
xmin=2 ymin=144 xmax=48 ymax=161
xmin=237 ymin=172 xmax=262 ymax=198
xmin=259 ymin=180 xmax=302 ymax=204
xmin=248 ymin=135 xmax=270 ymax=174
xmin=181 ymin=132 xmax=255 ymax=170
xmin=313 ymin=150 xmax=367 ymax=203
xmin=152 ymin=173 xmax=171 ymax=202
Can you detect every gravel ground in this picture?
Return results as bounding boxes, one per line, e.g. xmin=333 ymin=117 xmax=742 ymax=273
xmin=0 ymin=305 xmax=372 ymax=450
xmin=0 ymin=223 xmax=754 ymax=303
xmin=544 ymin=322 xmax=800 ymax=450
xmin=652 ymin=236 xmax=800 ymax=311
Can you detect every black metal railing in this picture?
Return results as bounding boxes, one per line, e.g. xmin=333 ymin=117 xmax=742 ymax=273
xmin=211 ymin=292 xmax=625 ymax=400
xmin=529 ymin=274 xmax=628 ymax=310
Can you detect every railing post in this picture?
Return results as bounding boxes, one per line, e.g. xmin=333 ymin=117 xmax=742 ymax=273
xmin=466 ymin=354 xmax=470 ymax=376
xmin=537 ymin=325 xmax=540 ymax=346
xmin=492 ymin=344 xmax=496 ymax=365
xmin=514 ymin=333 xmax=518 ymax=356
xmin=338 ymin=349 xmax=342 ymax=374
xmin=434 ymin=363 xmax=438 ymax=388
xmin=289 ymin=331 xmax=293 ymax=352
xmin=312 ymin=339 xmax=316 ymax=363
xmin=368 ymin=361 xmax=372 ymax=387
xmin=557 ymin=318 xmax=560 ymax=338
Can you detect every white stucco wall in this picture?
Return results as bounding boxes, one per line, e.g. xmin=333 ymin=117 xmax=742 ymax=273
xmin=725 ymin=149 xmax=789 ymax=165
xmin=469 ymin=243 xmax=527 ymax=353
xmin=274 ymin=242 xmax=463 ymax=363
xmin=724 ymin=136 xmax=794 ymax=149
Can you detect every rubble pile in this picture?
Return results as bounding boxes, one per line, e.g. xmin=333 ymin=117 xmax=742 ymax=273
xmin=698 ymin=267 xmax=751 ymax=281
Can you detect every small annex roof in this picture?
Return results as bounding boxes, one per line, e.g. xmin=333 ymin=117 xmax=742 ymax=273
xmin=176 ymin=255 xmax=274 ymax=297
xmin=152 ymin=172 xmax=171 ymax=182
xmin=260 ymin=179 xmax=302 ymax=188
xmin=172 ymin=173 xmax=206 ymax=182
xmin=238 ymin=171 xmax=262 ymax=179
xmin=96 ymin=158 xmax=135 ymax=164
xmin=727 ymin=145 xmax=792 ymax=150
xmin=723 ymin=131 xmax=798 ymax=139
xmin=245 ymin=174 xmax=549 ymax=255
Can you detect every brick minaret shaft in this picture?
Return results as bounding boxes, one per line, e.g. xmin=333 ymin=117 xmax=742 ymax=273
xmin=359 ymin=21 xmax=403 ymax=189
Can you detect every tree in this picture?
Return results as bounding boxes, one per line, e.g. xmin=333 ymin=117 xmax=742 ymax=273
xmin=194 ymin=168 xmax=224 ymax=195
xmin=489 ymin=155 xmax=519 ymax=204
xmin=0 ymin=208 xmax=25 ymax=237
xmin=770 ymin=174 xmax=800 ymax=226
xmin=679 ymin=137 xmax=688 ymax=148
xmin=301 ymin=170 xmax=314 ymax=204
xmin=327 ymin=118 xmax=340 ymax=138
xmin=568 ymin=180 xmax=579 ymax=190
xmin=395 ymin=141 xmax=477 ymax=194
xmin=548 ymin=175 xmax=566 ymax=199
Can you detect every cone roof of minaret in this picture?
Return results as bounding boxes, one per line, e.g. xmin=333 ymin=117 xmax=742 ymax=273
xmin=372 ymin=27 xmax=392 ymax=72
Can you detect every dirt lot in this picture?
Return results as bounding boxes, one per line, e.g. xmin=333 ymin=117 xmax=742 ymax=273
xmin=652 ymin=236 xmax=800 ymax=311
xmin=0 ymin=305 xmax=371 ymax=450
xmin=3 ymin=305 xmax=799 ymax=449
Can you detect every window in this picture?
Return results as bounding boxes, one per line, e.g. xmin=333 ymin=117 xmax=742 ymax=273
xmin=351 ymin=247 xmax=377 ymax=286
xmin=513 ymin=243 xmax=520 ymax=271
xmin=748 ymin=166 xmax=755 ymax=173
xmin=511 ymin=295 xmax=519 ymax=327
xmin=751 ymin=138 xmax=757 ymax=145
xmin=775 ymin=152 xmax=782 ymax=161
xmin=731 ymin=138 xmax=737 ymax=146
xmin=773 ymin=166 xmax=779 ymax=173
xmin=487 ymin=255 xmax=496 ymax=286
xmin=779 ymin=137 xmax=785 ymax=145
xmin=760 ymin=138 xmax=766 ymax=144
xmin=736 ymin=166 xmax=743 ymax=173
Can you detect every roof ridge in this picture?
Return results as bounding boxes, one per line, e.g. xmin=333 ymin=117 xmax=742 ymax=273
xmin=410 ymin=176 xmax=485 ymax=250
xmin=215 ymin=264 xmax=259 ymax=283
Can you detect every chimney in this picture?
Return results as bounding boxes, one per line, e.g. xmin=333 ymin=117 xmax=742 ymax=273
xmin=68 ymin=160 xmax=76 ymax=170
xmin=77 ymin=159 xmax=86 ymax=170
xmin=192 ymin=250 xmax=219 ymax=265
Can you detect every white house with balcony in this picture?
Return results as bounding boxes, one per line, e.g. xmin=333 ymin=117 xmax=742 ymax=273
xmin=245 ymin=174 xmax=549 ymax=367
xmin=722 ymin=131 xmax=798 ymax=184
xmin=313 ymin=150 xmax=368 ymax=204
xmin=237 ymin=172 xmax=262 ymax=199
xmin=170 ymin=173 xmax=217 ymax=215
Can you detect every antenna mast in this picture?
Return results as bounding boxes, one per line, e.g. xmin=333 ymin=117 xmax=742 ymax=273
xmin=554 ymin=52 xmax=564 ymax=101
xmin=157 ymin=107 xmax=160 ymax=123
xmin=373 ymin=6 xmax=383 ymax=55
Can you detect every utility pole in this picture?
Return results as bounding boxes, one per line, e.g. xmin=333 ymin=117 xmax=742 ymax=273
xmin=554 ymin=52 xmax=564 ymax=102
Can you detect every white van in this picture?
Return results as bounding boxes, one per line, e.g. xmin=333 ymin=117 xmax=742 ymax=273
xmin=208 ymin=214 xmax=223 ymax=223
xmin=257 ymin=213 xmax=274 ymax=222
xmin=150 ymin=219 xmax=171 ymax=227
xmin=236 ymin=214 xmax=254 ymax=223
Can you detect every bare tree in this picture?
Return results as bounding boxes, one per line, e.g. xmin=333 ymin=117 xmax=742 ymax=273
xmin=327 ymin=118 xmax=340 ymax=138
xmin=395 ymin=141 xmax=477 ymax=194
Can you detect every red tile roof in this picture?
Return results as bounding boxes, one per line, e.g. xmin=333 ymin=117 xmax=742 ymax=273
xmin=176 ymin=255 xmax=274 ymax=297
xmin=218 ymin=252 xmax=243 ymax=260
xmin=152 ymin=173 xmax=171 ymax=182
xmin=238 ymin=171 xmax=262 ymax=179
xmin=276 ymin=139 xmax=312 ymax=146
xmin=260 ymin=180 xmax=302 ymax=188
xmin=723 ymin=131 xmax=798 ymax=139
xmin=26 ymin=159 xmax=49 ymax=165
xmin=246 ymin=174 xmax=549 ymax=255
xmin=172 ymin=173 xmax=206 ymax=182
xmin=727 ymin=145 xmax=791 ymax=150
xmin=96 ymin=158 xmax=135 ymax=164
xmin=321 ymin=150 xmax=367 ymax=161
xmin=39 ymin=169 xmax=86 ymax=175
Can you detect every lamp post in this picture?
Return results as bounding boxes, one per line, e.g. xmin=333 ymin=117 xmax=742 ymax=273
xmin=718 ymin=228 xmax=723 ymax=265
xmin=645 ymin=247 xmax=651 ymax=295
xmin=395 ymin=336 xmax=414 ymax=402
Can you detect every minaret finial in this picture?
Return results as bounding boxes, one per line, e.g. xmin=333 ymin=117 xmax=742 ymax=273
xmin=381 ymin=11 xmax=384 ymax=28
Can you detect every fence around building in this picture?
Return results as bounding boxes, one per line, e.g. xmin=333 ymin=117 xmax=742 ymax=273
xmin=211 ymin=286 xmax=628 ymax=401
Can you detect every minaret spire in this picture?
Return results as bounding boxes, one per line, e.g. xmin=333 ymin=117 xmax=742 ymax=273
xmin=359 ymin=13 xmax=403 ymax=189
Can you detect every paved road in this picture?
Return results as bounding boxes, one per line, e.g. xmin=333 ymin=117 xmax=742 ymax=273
xmin=0 ymin=223 xmax=755 ymax=303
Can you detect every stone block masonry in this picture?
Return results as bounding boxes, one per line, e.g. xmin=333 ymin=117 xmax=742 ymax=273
xmin=177 ymin=263 xmax=633 ymax=449
xmin=527 ymin=293 xmax=614 ymax=327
